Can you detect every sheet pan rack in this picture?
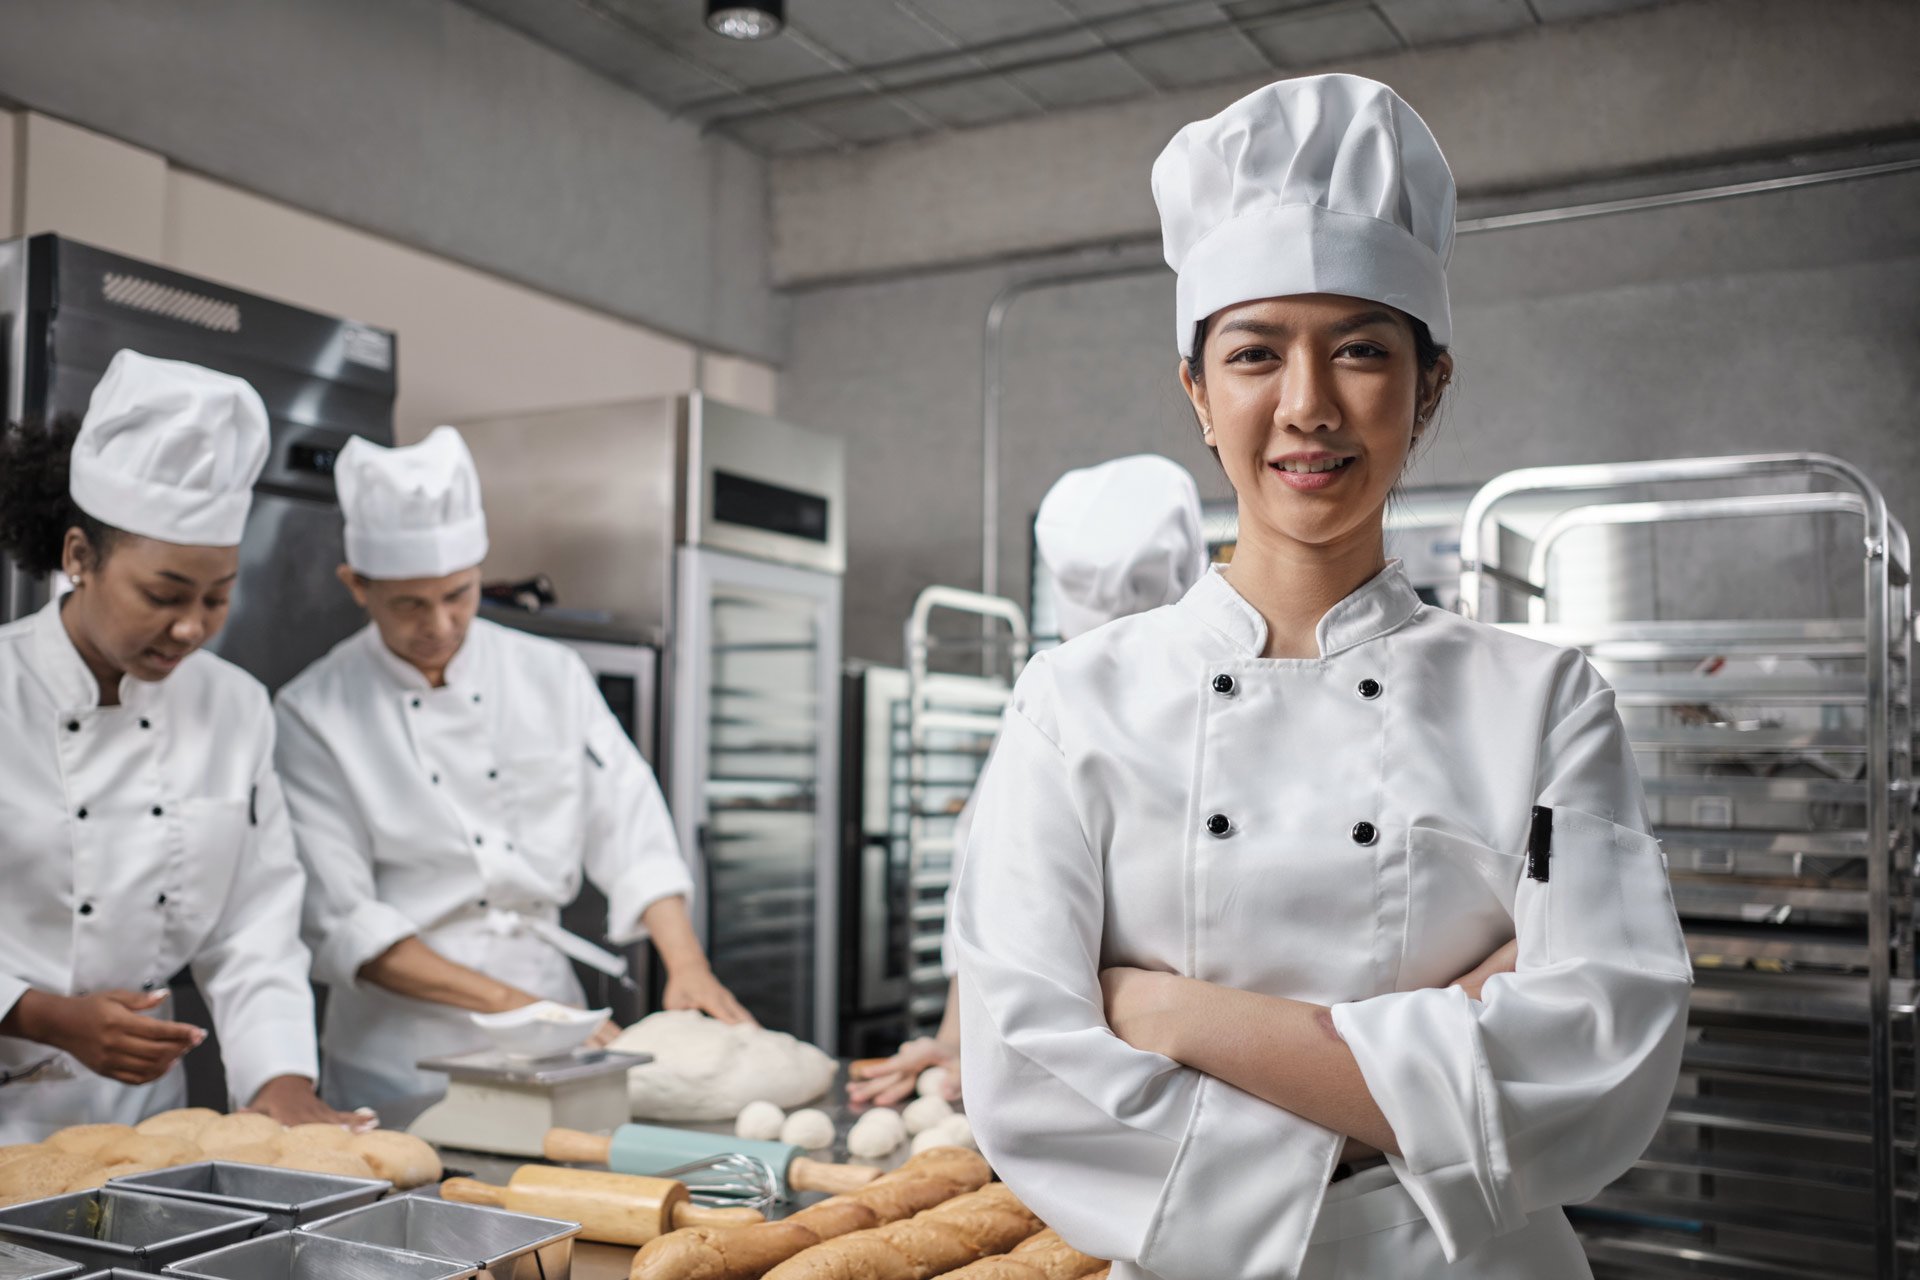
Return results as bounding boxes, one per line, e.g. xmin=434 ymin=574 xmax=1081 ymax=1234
xmin=1459 ymin=454 xmax=1914 ymax=1278
xmin=901 ymin=586 xmax=1029 ymax=1039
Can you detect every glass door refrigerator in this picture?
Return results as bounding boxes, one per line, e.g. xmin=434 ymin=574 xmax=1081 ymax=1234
xmin=460 ymin=394 xmax=845 ymax=1050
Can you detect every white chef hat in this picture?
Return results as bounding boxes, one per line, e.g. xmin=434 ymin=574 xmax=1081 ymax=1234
xmin=69 ymin=349 xmax=269 ymax=546
xmin=1152 ymin=73 xmax=1455 ymax=358
xmin=1037 ymin=455 xmax=1206 ymax=641
xmin=337 ymin=426 xmax=489 ymax=580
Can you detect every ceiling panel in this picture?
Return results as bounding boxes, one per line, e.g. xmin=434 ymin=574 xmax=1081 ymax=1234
xmin=1374 ymin=0 xmax=1538 ymax=45
xmin=1528 ymin=0 xmax=1669 ymax=20
xmin=780 ymin=3 xmax=956 ymax=66
xmin=897 ymin=77 xmax=1042 ymax=129
xmin=908 ymin=0 xmax=1072 ymax=45
xmin=1121 ymin=25 xmax=1275 ymax=87
xmin=1248 ymin=8 xmax=1405 ymax=66
xmin=790 ymin=96 xmax=936 ymax=146
xmin=722 ymin=112 xmax=848 ymax=154
xmin=1004 ymin=50 xmax=1163 ymax=109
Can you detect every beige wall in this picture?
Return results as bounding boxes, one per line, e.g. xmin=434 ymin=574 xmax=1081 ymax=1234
xmin=6 ymin=112 xmax=777 ymax=437
xmin=0 ymin=113 xmax=17 ymax=240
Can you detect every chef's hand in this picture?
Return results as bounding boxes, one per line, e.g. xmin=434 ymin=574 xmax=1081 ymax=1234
xmin=847 ymin=1037 xmax=959 ymax=1108
xmin=3 ymin=989 xmax=204 ymax=1085
xmin=588 ymin=1019 xmax=621 ymax=1050
xmin=663 ymin=966 xmax=757 ymax=1027
xmin=1449 ymin=939 xmax=1519 ymax=1002
xmin=244 ymin=1075 xmax=376 ymax=1130
xmin=1099 ymin=967 xmax=1186 ymax=1059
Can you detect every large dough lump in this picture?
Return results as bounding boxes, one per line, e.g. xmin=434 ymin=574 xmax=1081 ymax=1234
xmin=613 ymin=1011 xmax=836 ymax=1122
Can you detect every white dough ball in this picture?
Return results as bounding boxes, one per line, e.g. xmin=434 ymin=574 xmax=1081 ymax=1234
xmin=910 ymin=1114 xmax=977 ymax=1155
xmin=901 ymin=1093 xmax=953 ymax=1136
xmin=846 ymin=1108 xmax=906 ymax=1159
xmin=780 ymin=1108 xmax=836 ymax=1151
xmin=735 ymin=1100 xmax=786 ymax=1142
xmin=916 ymin=1066 xmax=952 ymax=1100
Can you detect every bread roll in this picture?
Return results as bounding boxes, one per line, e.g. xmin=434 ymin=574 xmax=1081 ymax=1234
xmin=196 ymin=1113 xmax=282 ymax=1153
xmin=210 ymin=1140 xmax=282 ymax=1167
xmin=135 ymin=1107 xmax=221 ymax=1142
xmin=0 ymin=1150 xmax=95 ymax=1201
xmin=45 ymin=1123 xmax=138 ymax=1160
xmin=273 ymin=1148 xmax=377 ymax=1179
xmin=631 ymin=1147 xmax=993 ymax=1280
xmin=282 ymin=1122 xmax=355 ymax=1151
xmin=62 ymin=1160 xmax=167 ymax=1193
xmin=942 ymin=1230 xmax=1106 ymax=1280
xmin=763 ymin=1183 xmax=1042 ymax=1280
xmin=0 ymin=1144 xmax=42 ymax=1170
xmin=103 ymin=1133 xmax=202 ymax=1169
xmin=352 ymin=1130 xmax=441 ymax=1189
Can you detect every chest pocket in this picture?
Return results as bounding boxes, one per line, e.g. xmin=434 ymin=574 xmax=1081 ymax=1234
xmin=1402 ymin=826 xmax=1522 ymax=991
xmin=165 ymin=797 xmax=250 ymax=948
xmin=1517 ymin=808 xmax=1693 ymax=981
xmin=504 ymin=750 xmax=586 ymax=867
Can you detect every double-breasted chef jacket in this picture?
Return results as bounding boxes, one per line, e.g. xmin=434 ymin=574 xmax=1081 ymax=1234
xmin=274 ymin=617 xmax=694 ymax=1106
xmin=0 ymin=600 xmax=319 ymax=1140
xmin=955 ymin=562 xmax=1693 ymax=1280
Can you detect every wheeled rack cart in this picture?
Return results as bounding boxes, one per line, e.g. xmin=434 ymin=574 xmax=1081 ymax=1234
xmin=1460 ymin=453 xmax=1914 ymax=1279
xmin=900 ymin=587 xmax=1030 ymax=1041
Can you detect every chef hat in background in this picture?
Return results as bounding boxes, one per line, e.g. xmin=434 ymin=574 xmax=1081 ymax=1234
xmin=337 ymin=426 xmax=489 ymax=580
xmin=1037 ymin=454 xmax=1207 ymax=641
xmin=1152 ymin=73 xmax=1456 ymax=358
xmin=69 ymin=349 xmax=270 ymax=546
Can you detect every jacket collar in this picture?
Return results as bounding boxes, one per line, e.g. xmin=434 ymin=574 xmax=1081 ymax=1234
xmin=359 ymin=617 xmax=488 ymax=693
xmin=31 ymin=597 xmax=163 ymax=712
xmin=1181 ymin=560 xmax=1422 ymax=658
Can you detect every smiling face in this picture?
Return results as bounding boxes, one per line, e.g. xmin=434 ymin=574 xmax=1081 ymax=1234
xmin=1180 ymin=293 xmax=1451 ymax=560
xmin=61 ymin=528 xmax=240 ymax=684
xmin=341 ymin=564 xmax=482 ymax=684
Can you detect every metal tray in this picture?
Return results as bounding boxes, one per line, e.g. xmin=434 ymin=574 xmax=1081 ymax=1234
xmin=0 ymin=1240 xmax=81 ymax=1280
xmin=0 ymin=1189 xmax=265 ymax=1272
xmin=109 ymin=1161 xmax=389 ymax=1231
xmin=302 ymin=1196 xmax=577 ymax=1280
xmin=164 ymin=1230 xmax=480 ymax=1279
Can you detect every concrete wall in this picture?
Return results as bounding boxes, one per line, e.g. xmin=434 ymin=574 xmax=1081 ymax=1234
xmin=769 ymin=0 xmax=1920 ymax=285
xmin=0 ymin=0 xmax=784 ymax=362
xmin=783 ymin=166 xmax=1920 ymax=664
xmin=10 ymin=112 xmax=775 ymax=439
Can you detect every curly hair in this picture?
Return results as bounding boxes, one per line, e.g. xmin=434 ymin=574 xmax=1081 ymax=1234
xmin=0 ymin=414 xmax=120 ymax=577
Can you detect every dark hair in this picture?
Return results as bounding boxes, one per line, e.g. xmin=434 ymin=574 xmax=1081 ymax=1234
xmin=0 ymin=414 xmax=121 ymax=577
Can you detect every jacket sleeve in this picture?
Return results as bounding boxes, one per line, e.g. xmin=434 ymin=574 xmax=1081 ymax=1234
xmin=956 ymin=668 xmax=1342 ymax=1280
xmin=1330 ymin=655 xmax=1692 ymax=1260
xmin=575 ymin=657 xmax=694 ymax=944
xmin=273 ymin=697 xmax=418 ymax=989
xmin=191 ymin=697 xmax=322 ymax=1105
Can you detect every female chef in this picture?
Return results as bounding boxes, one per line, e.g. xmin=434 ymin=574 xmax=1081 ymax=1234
xmin=275 ymin=428 xmax=751 ymax=1110
xmin=0 ymin=350 xmax=352 ymax=1139
xmin=954 ymin=75 xmax=1692 ymax=1279
xmin=850 ymin=453 xmax=1209 ymax=1107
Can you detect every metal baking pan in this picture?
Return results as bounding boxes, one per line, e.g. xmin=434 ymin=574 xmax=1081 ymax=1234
xmin=0 ymin=1188 xmax=265 ymax=1272
xmin=302 ymin=1196 xmax=577 ymax=1280
xmin=110 ymin=1161 xmax=389 ymax=1230
xmin=0 ymin=1240 xmax=82 ymax=1280
xmin=164 ymin=1230 xmax=480 ymax=1279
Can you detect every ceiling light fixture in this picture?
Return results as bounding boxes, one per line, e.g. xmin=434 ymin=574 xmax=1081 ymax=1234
xmin=705 ymin=0 xmax=784 ymax=41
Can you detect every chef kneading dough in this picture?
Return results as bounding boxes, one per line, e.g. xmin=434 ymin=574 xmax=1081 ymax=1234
xmin=780 ymin=1108 xmax=835 ymax=1151
xmin=846 ymin=1108 xmax=906 ymax=1159
xmin=901 ymin=1094 xmax=953 ymax=1136
xmin=735 ymin=1100 xmax=786 ymax=1142
xmin=613 ymin=1011 xmax=835 ymax=1122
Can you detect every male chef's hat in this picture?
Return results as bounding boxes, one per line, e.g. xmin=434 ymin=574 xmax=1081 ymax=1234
xmin=1037 ymin=455 xmax=1206 ymax=641
xmin=69 ymin=349 xmax=269 ymax=546
xmin=1152 ymin=73 xmax=1456 ymax=358
xmin=337 ymin=426 xmax=489 ymax=580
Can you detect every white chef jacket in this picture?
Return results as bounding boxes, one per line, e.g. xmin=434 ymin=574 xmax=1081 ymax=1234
xmin=274 ymin=618 xmax=694 ymax=1106
xmin=955 ymin=563 xmax=1692 ymax=1280
xmin=0 ymin=600 xmax=319 ymax=1140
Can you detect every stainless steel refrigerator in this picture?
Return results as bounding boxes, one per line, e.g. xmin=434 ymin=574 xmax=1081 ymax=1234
xmin=459 ymin=395 xmax=844 ymax=1050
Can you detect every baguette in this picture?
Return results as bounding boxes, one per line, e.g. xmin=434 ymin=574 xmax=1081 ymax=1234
xmin=631 ymin=1147 xmax=991 ymax=1280
xmin=762 ymin=1182 xmax=1042 ymax=1280
xmin=938 ymin=1230 xmax=1105 ymax=1280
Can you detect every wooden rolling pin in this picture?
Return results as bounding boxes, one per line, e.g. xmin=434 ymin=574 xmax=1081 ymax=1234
xmin=545 ymin=1125 xmax=881 ymax=1196
xmin=441 ymin=1167 xmax=763 ymax=1246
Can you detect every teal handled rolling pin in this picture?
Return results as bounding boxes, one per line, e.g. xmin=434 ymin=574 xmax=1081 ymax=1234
xmin=544 ymin=1125 xmax=882 ymax=1198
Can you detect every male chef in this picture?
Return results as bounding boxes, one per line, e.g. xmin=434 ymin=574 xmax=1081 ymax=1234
xmin=276 ymin=426 xmax=750 ymax=1108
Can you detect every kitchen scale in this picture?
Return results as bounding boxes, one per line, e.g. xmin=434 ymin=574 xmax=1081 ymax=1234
xmin=408 ymin=1047 xmax=651 ymax=1157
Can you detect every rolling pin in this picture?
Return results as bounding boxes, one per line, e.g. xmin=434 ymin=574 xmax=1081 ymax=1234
xmin=545 ymin=1124 xmax=881 ymax=1197
xmin=441 ymin=1167 xmax=762 ymax=1246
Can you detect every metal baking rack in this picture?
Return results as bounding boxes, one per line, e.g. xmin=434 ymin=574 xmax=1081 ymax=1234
xmin=901 ymin=587 xmax=1030 ymax=1040
xmin=1459 ymin=453 xmax=1913 ymax=1279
